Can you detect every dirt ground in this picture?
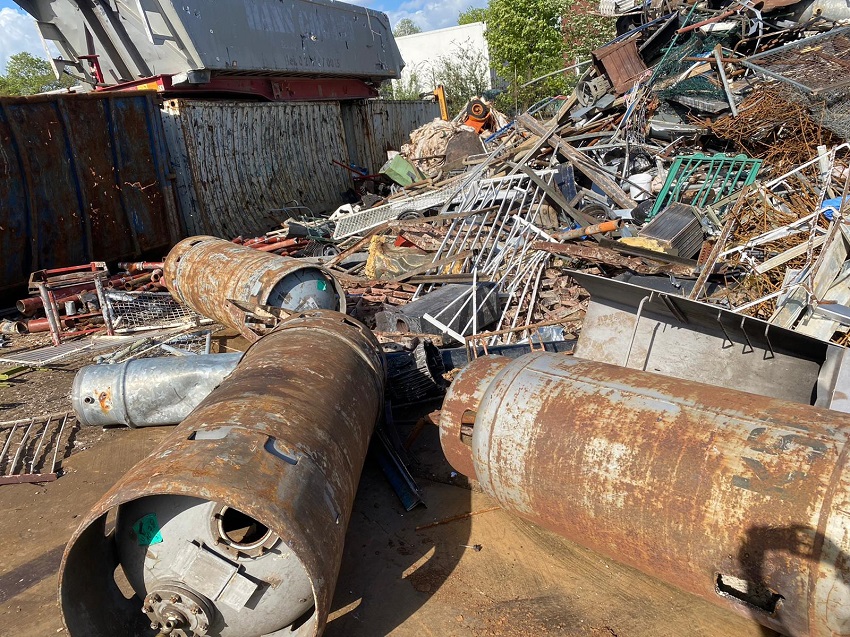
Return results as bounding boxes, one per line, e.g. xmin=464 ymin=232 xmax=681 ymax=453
xmin=0 ymin=332 xmax=777 ymax=637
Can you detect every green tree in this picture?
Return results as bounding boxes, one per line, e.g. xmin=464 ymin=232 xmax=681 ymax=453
xmin=382 ymin=71 xmax=423 ymax=100
xmin=483 ymin=0 xmax=613 ymax=112
xmin=431 ymin=45 xmax=491 ymax=113
xmin=458 ymin=6 xmax=487 ymax=24
xmin=562 ymin=0 xmax=615 ymax=67
xmin=485 ymin=0 xmax=568 ymax=110
xmin=393 ymin=18 xmax=422 ymax=37
xmin=0 ymin=52 xmax=73 ymax=96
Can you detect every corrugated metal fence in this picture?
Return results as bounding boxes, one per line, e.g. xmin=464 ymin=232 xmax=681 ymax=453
xmin=341 ymin=100 xmax=440 ymax=175
xmin=162 ymin=98 xmax=439 ymax=238
xmin=0 ymin=92 xmax=180 ymax=292
xmin=1 ymin=95 xmax=437 ymax=292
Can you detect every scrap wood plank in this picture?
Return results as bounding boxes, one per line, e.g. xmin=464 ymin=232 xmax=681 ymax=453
xmin=518 ymin=113 xmax=637 ymax=210
xmin=598 ymin=237 xmax=698 ymax=273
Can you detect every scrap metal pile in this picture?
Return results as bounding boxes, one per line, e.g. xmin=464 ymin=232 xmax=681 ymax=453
xmin=11 ymin=4 xmax=850 ymax=637
xmin=308 ymin=9 xmax=850 ymax=350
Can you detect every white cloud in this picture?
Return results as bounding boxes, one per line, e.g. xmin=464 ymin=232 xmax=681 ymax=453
xmin=0 ymin=7 xmax=47 ymax=73
xmin=387 ymin=0 xmax=487 ymax=32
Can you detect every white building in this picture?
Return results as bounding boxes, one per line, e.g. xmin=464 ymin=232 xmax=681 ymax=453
xmin=393 ymin=22 xmax=492 ymax=95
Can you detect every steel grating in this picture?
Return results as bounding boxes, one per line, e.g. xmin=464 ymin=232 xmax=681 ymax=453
xmin=105 ymin=291 xmax=202 ymax=332
xmin=332 ymin=188 xmax=458 ymax=239
xmin=0 ymin=412 xmax=76 ymax=484
xmin=0 ymin=329 xmax=194 ymax=367
xmin=650 ymin=153 xmax=761 ymax=219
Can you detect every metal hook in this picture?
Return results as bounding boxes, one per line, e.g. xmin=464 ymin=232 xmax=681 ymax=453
xmin=717 ymin=310 xmax=733 ymax=349
xmin=625 ymin=293 xmax=653 ymax=367
xmin=763 ymin=323 xmax=775 ymax=360
xmin=740 ymin=316 xmax=754 ymax=354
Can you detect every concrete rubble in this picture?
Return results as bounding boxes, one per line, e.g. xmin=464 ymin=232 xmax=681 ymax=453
xmin=6 ymin=3 xmax=850 ymax=637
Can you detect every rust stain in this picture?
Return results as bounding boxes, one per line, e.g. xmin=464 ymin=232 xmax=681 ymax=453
xmin=97 ymin=387 xmax=112 ymax=414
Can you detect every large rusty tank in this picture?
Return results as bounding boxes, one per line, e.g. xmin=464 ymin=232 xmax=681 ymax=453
xmin=440 ymin=352 xmax=850 ymax=637
xmin=60 ymin=311 xmax=385 ymax=637
xmin=163 ymin=235 xmax=345 ymax=340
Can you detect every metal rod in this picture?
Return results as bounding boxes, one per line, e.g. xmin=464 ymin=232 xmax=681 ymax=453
xmin=0 ymin=424 xmax=18 ymax=467
xmin=624 ymin=294 xmax=653 ymax=367
xmin=739 ymin=317 xmax=755 ymax=354
xmin=49 ymin=414 xmax=71 ymax=475
xmin=8 ymin=417 xmax=36 ymax=476
xmin=37 ymin=283 xmax=62 ymax=347
xmin=30 ymin=415 xmax=53 ymax=474
xmin=714 ymin=44 xmax=738 ymax=116
xmin=471 ymin=268 xmax=478 ymax=337
xmin=519 ymin=59 xmax=590 ymax=88
xmin=93 ymin=274 xmax=115 ymax=336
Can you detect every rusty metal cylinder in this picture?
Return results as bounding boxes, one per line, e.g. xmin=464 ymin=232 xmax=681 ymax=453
xmin=25 ymin=316 xmax=75 ymax=333
xmin=164 ymin=236 xmax=346 ymax=339
xmin=60 ymin=311 xmax=385 ymax=637
xmin=440 ymin=352 xmax=850 ymax=637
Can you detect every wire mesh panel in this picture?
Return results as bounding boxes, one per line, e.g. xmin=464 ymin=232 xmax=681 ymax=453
xmin=743 ymin=28 xmax=850 ymax=95
xmin=332 ymin=188 xmax=458 ymax=240
xmin=106 ymin=291 xmax=202 ymax=332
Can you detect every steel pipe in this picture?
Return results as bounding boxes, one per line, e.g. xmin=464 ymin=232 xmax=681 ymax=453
xmin=118 ymin=261 xmax=165 ymax=273
xmin=26 ymin=316 xmax=75 ymax=333
xmin=440 ymin=353 xmax=850 ymax=637
xmin=60 ymin=311 xmax=385 ymax=637
xmin=72 ymin=353 xmax=244 ymax=427
xmin=164 ymin=236 xmax=346 ymax=340
xmin=0 ymin=319 xmax=26 ymax=334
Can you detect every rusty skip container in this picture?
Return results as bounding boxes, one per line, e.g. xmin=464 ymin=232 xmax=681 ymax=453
xmin=59 ymin=311 xmax=385 ymax=637
xmin=440 ymin=352 xmax=850 ymax=637
xmin=0 ymin=93 xmax=179 ymax=293
xmin=164 ymin=236 xmax=345 ymax=340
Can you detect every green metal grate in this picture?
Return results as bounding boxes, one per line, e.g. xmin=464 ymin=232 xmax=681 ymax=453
xmin=650 ymin=153 xmax=762 ymax=219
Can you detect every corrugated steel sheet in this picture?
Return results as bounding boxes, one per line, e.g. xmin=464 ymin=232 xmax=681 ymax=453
xmin=164 ymin=99 xmax=439 ymax=238
xmin=342 ymin=100 xmax=440 ymax=173
xmin=0 ymin=92 xmax=179 ymax=293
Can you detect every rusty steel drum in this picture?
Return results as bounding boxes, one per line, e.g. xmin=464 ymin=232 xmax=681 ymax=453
xmin=163 ymin=236 xmax=345 ymax=340
xmin=440 ymin=352 xmax=850 ymax=637
xmin=60 ymin=311 xmax=384 ymax=637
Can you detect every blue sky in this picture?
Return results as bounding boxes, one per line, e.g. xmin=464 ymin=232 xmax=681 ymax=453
xmin=0 ymin=0 xmax=487 ymax=73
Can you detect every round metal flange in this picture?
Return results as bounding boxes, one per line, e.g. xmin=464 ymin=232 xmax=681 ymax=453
xmin=143 ymin=582 xmax=214 ymax=637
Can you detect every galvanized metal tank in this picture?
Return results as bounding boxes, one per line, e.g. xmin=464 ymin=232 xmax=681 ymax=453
xmin=60 ymin=311 xmax=385 ymax=637
xmin=72 ymin=353 xmax=243 ymax=427
xmin=440 ymin=352 xmax=850 ymax=637
xmin=164 ymin=235 xmax=345 ymax=340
